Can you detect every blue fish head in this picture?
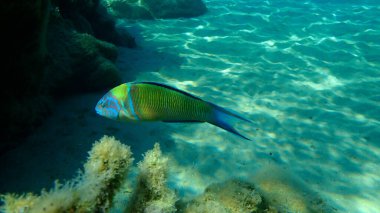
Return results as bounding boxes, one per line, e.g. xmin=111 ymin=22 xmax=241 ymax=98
xmin=95 ymin=92 xmax=121 ymax=120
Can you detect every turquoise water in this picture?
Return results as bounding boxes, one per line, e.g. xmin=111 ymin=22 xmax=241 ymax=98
xmin=1 ymin=0 xmax=379 ymax=212
xmin=117 ymin=0 xmax=380 ymax=211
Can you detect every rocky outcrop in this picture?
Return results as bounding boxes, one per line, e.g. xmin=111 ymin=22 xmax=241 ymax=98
xmin=46 ymin=15 xmax=122 ymax=95
xmin=104 ymin=0 xmax=207 ymax=19
xmin=0 ymin=0 xmax=135 ymax=151
xmin=181 ymin=180 xmax=276 ymax=213
xmin=55 ymin=0 xmax=136 ymax=47
xmin=1 ymin=0 xmax=52 ymax=150
xmin=0 ymin=0 xmax=205 ymax=151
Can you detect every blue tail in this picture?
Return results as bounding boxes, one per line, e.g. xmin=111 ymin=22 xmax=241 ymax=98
xmin=209 ymin=104 xmax=252 ymax=140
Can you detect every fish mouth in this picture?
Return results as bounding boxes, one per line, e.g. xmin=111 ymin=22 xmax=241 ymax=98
xmin=95 ymin=104 xmax=101 ymax=115
xmin=95 ymin=98 xmax=105 ymax=115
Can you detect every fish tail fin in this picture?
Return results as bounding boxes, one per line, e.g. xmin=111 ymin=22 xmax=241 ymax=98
xmin=208 ymin=104 xmax=251 ymax=141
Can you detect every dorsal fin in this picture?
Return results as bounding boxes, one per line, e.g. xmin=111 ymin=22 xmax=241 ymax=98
xmin=137 ymin=82 xmax=203 ymax=101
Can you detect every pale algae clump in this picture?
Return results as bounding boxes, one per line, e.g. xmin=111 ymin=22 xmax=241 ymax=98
xmin=125 ymin=143 xmax=178 ymax=213
xmin=0 ymin=136 xmax=134 ymax=213
xmin=252 ymin=164 xmax=335 ymax=213
xmin=0 ymin=137 xmax=177 ymax=213
xmin=0 ymin=137 xmax=333 ymax=213
xmin=181 ymin=179 xmax=276 ymax=213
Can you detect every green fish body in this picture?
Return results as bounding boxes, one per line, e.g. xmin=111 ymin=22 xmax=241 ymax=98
xmin=95 ymin=82 xmax=251 ymax=140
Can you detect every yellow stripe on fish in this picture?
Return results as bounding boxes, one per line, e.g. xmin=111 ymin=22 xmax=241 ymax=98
xmin=95 ymin=82 xmax=251 ymax=140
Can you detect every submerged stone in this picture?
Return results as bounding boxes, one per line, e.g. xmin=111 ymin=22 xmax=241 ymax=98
xmin=47 ymin=16 xmax=122 ymax=95
xmin=103 ymin=0 xmax=207 ymax=19
xmin=180 ymin=180 xmax=276 ymax=213
xmin=1 ymin=0 xmax=133 ymax=148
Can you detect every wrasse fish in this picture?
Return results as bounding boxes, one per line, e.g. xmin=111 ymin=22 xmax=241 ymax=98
xmin=95 ymin=82 xmax=251 ymax=140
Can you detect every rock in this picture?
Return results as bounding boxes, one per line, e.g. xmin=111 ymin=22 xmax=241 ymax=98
xmin=46 ymin=15 xmax=122 ymax=95
xmin=181 ymin=180 xmax=276 ymax=213
xmin=1 ymin=0 xmax=52 ymax=149
xmin=104 ymin=0 xmax=207 ymax=19
xmin=0 ymin=0 xmax=131 ymax=149
xmin=1 ymin=0 xmax=50 ymax=97
xmin=56 ymin=0 xmax=136 ymax=47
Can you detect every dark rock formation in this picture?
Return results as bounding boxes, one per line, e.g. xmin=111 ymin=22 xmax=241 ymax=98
xmin=0 ymin=0 xmax=205 ymax=151
xmin=55 ymin=0 xmax=136 ymax=47
xmin=104 ymin=0 xmax=207 ymax=19
xmin=46 ymin=15 xmax=121 ymax=95
xmin=1 ymin=0 xmax=52 ymax=150
xmin=0 ymin=0 xmax=134 ymax=151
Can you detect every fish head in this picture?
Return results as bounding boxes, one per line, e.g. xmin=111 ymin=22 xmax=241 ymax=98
xmin=95 ymin=91 xmax=122 ymax=120
xmin=95 ymin=83 xmax=139 ymax=122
